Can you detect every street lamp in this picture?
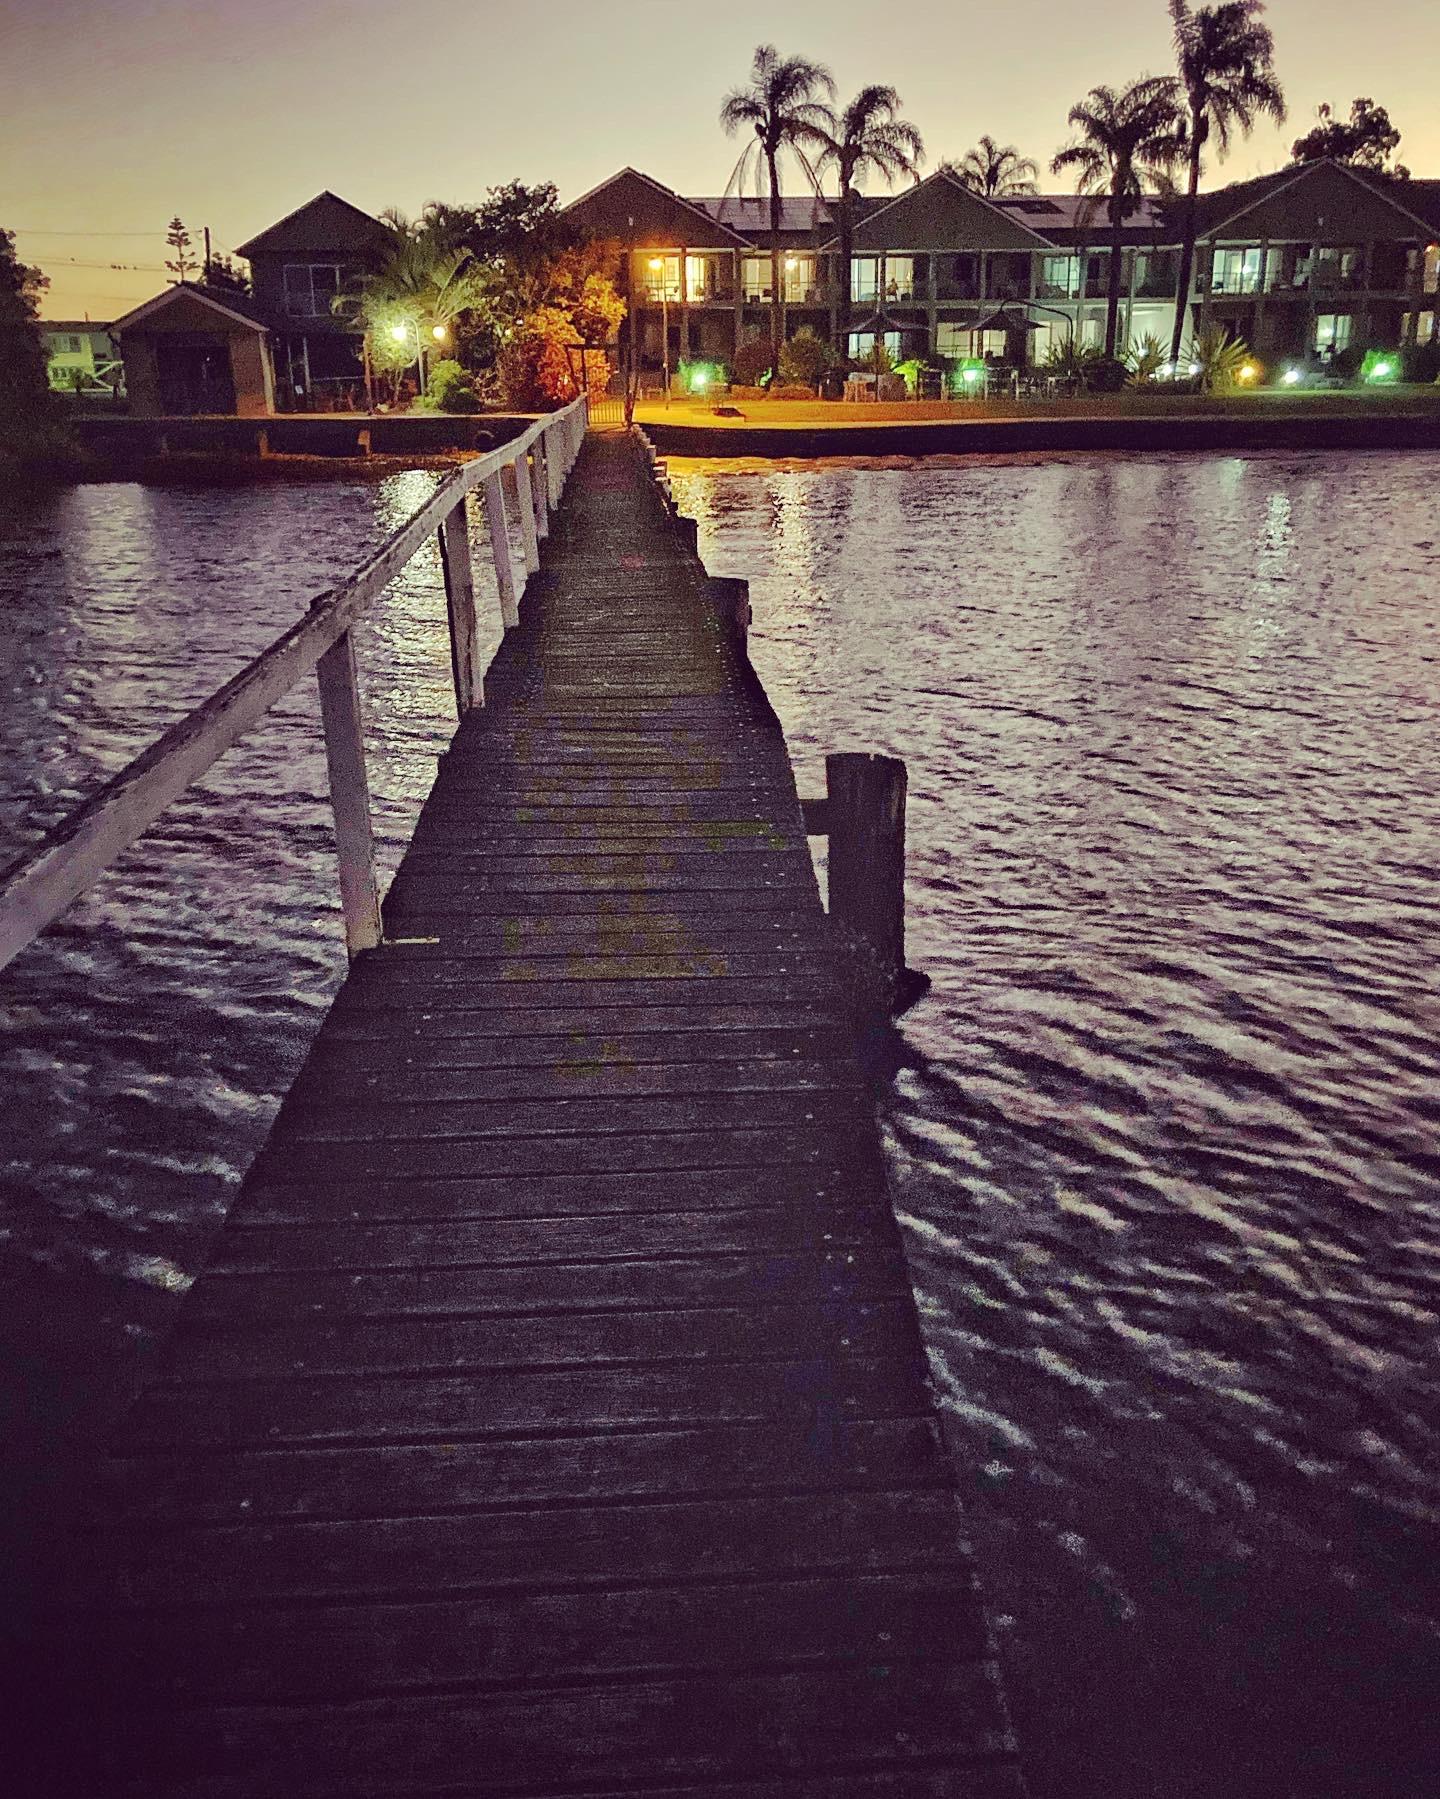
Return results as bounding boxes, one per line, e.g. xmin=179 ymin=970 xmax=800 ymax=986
xmin=389 ymin=318 xmax=428 ymax=397
xmin=648 ymin=256 xmax=670 ymax=402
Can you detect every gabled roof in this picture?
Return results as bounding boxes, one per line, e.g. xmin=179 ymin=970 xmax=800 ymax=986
xmin=561 ymin=168 xmax=753 ymax=247
xmin=1194 ymin=157 xmax=1440 ymax=241
xmin=111 ymin=284 xmax=270 ymax=335
xmin=825 ymin=169 xmax=1058 ymax=252
xmin=235 ymin=191 xmax=388 ymax=258
xmin=996 ymin=194 xmax=1169 ymax=237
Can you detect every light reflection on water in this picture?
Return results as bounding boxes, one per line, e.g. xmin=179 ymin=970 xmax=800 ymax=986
xmin=672 ymin=449 xmax=1440 ymax=1798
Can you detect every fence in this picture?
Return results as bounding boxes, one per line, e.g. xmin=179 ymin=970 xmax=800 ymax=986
xmin=0 ymin=396 xmax=590 ymax=973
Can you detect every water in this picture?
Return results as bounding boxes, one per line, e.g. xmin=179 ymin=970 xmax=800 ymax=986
xmin=670 ymin=449 xmax=1440 ymax=1796
xmin=4 ymin=453 xmax=1439 ymax=1792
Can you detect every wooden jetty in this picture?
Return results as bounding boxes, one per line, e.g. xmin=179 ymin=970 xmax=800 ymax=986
xmin=7 ymin=402 xmax=1023 ymax=1796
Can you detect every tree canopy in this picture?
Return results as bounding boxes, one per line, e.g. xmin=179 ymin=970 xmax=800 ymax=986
xmin=0 ymin=227 xmax=65 ymax=468
xmin=1291 ymin=98 xmax=1408 ymax=176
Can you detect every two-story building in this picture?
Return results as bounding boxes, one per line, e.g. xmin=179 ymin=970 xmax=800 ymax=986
xmin=564 ymin=158 xmax=1440 ymax=379
xmin=112 ymin=192 xmax=390 ymax=416
xmin=41 ymin=322 xmax=123 ymax=396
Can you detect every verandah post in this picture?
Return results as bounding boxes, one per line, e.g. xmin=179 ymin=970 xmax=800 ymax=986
xmin=439 ymin=497 xmax=483 ymax=712
xmin=315 ymin=628 xmax=383 ymax=958
xmin=479 ymin=473 xmax=520 ymax=629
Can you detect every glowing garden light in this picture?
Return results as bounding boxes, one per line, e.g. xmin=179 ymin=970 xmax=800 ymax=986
xmin=389 ymin=324 xmax=409 ymax=343
xmin=1282 ymin=366 xmax=1302 ymax=385
xmin=432 ymin=325 xmax=448 ymax=342
xmin=1238 ymin=363 xmax=1259 ymax=384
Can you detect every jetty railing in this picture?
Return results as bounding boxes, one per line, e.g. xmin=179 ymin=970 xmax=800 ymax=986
xmin=0 ymin=395 xmax=589 ymax=973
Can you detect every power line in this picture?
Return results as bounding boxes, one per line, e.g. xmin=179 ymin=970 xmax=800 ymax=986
xmin=12 ymin=228 xmax=167 ymax=237
xmin=41 ymin=256 xmax=167 ymax=271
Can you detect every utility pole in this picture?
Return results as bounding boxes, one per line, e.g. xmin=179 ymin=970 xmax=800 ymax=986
xmin=203 ymin=225 xmax=212 ymax=278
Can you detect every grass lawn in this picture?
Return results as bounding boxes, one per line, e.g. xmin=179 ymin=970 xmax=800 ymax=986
xmin=633 ymin=386 xmax=1440 ymax=431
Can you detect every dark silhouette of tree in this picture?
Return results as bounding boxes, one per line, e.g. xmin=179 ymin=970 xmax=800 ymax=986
xmin=720 ymin=45 xmax=835 ymax=358
xmin=164 ymin=216 xmax=197 ymax=284
xmin=947 ymin=137 xmax=1040 ymax=197
xmin=200 ymin=253 xmax=250 ymax=296
xmin=1053 ymin=77 xmax=1186 ymax=358
xmin=1291 ymin=98 xmax=1408 ymax=177
xmin=1168 ymin=2 xmax=1285 ymax=358
xmin=0 ymin=228 xmax=62 ymax=466
xmin=816 ymin=85 xmax=925 ymax=356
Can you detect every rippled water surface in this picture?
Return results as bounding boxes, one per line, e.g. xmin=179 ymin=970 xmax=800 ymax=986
xmin=671 ymin=450 xmax=1440 ymax=1797
xmin=5 ymin=452 xmax=1440 ymax=1794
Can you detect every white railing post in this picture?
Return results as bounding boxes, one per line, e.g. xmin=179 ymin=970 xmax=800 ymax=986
xmin=530 ymin=443 xmax=550 ymax=541
xmin=314 ymin=628 xmax=382 ymax=958
xmin=480 ymin=471 xmax=520 ymax=629
xmin=546 ymin=423 xmax=564 ymax=508
xmin=506 ymin=455 xmax=540 ymax=575
xmin=439 ymin=499 xmax=483 ymax=713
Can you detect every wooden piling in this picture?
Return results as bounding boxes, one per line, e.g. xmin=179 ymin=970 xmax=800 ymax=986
xmin=825 ymin=751 xmax=925 ymax=1014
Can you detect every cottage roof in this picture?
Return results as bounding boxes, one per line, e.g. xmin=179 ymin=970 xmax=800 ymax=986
xmin=111 ymin=284 xmax=271 ymax=335
xmin=1190 ymin=158 xmax=1440 ymax=241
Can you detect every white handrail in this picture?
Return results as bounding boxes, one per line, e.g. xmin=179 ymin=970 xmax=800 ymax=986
xmin=0 ymin=394 xmax=590 ymax=970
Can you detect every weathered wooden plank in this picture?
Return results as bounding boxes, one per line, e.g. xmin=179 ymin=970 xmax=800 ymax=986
xmin=77 ymin=1664 xmax=1015 ymax=1795
xmin=99 ymin=1415 xmax=950 ymax=1528
xmin=208 ymin=1202 xmax=892 ymax=1274
xmin=88 ymin=1487 xmax=965 ymax=1609
xmin=65 ymin=1574 xmax=988 ymax=1705
xmin=234 ymin=1163 xmax=877 ymax=1226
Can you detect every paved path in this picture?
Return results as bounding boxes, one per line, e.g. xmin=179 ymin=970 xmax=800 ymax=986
xmin=44 ymin=432 xmax=1023 ymax=1797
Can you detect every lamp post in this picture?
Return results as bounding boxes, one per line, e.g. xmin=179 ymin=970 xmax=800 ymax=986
xmin=783 ymin=255 xmax=799 ymax=362
xmin=648 ymin=256 xmax=670 ymax=402
xmin=388 ymin=319 xmax=449 ymax=402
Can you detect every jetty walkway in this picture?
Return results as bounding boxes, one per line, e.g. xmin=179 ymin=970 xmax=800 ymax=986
xmin=13 ymin=410 xmax=1023 ymax=1795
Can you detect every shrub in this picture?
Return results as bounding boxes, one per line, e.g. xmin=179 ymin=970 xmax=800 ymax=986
xmin=1402 ymin=340 xmax=1440 ymax=383
xmin=1084 ymin=356 xmax=1128 ymax=393
xmin=732 ymin=338 xmax=773 ymax=386
xmin=778 ymin=327 xmax=836 ymax=389
xmin=1126 ymin=333 xmax=1167 ymax=387
xmin=766 ymin=384 xmax=816 ymax=400
xmin=729 ymin=384 xmax=768 ymax=401
xmin=426 ymin=359 xmax=482 ymax=413
xmin=1185 ymin=325 xmax=1252 ymax=393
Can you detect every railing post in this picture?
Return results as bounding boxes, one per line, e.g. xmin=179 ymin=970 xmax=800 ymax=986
xmin=439 ymin=498 xmax=483 ymax=712
xmin=480 ymin=471 xmax=520 ymax=629
xmin=507 ymin=455 xmax=540 ymax=574
xmin=315 ymin=628 xmax=383 ymax=958
xmin=546 ymin=423 xmax=564 ymax=508
xmin=530 ymin=443 xmax=550 ymax=541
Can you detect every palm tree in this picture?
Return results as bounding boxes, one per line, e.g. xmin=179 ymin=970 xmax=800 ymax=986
xmin=1168 ymin=3 xmax=1285 ymax=357
xmin=341 ymin=218 xmax=490 ymax=395
xmin=720 ymin=45 xmax=835 ymax=358
xmin=1052 ymin=77 xmax=1185 ymax=359
xmin=816 ymin=86 xmax=925 ymax=357
xmin=947 ymin=136 xmax=1040 ymax=198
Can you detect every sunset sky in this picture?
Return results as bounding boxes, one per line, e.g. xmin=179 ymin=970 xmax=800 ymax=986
xmin=7 ymin=0 xmax=1438 ymax=320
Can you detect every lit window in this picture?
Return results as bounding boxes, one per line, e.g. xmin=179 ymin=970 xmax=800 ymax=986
xmin=1314 ymin=313 xmax=1352 ymax=353
xmin=851 ymin=257 xmax=879 ymax=302
xmin=883 ymin=257 xmax=914 ymax=302
xmin=1211 ymin=247 xmax=1263 ymax=295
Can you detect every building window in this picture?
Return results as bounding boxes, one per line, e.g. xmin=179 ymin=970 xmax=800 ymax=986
xmin=1037 ymin=256 xmax=1078 ymax=299
xmin=684 ymin=255 xmax=713 ymax=302
xmin=848 ymin=329 xmax=901 ymax=361
xmin=1135 ymin=252 xmax=1177 ymax=298
xmin=883 ymin=257 xmax=914 ymax=302
xmin=742 ymin=256 xmax=773 ymax=301
xmin=851 ymin=257 xmax=879 ymax=303
xmin=1315 ymin=313 xmax=1352 ymax=355
xmin=635 ymin=253 xmax=680 ymax=301
xmin=1311 ymin=246 xmax=1363 ymax=289
xmin=1210 ymin=247 xmax=1263 ymax=295
xmin=283 ymin=263 xmax=343 ymax=317
xmin=782 ymin=254 xmax=816 ymax=303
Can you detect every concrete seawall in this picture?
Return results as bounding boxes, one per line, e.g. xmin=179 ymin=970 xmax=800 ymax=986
xmin=644 ymin=409 xmax=1440 ymax=460
xmin=70 ymin=412 xmax=537 ymax=468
